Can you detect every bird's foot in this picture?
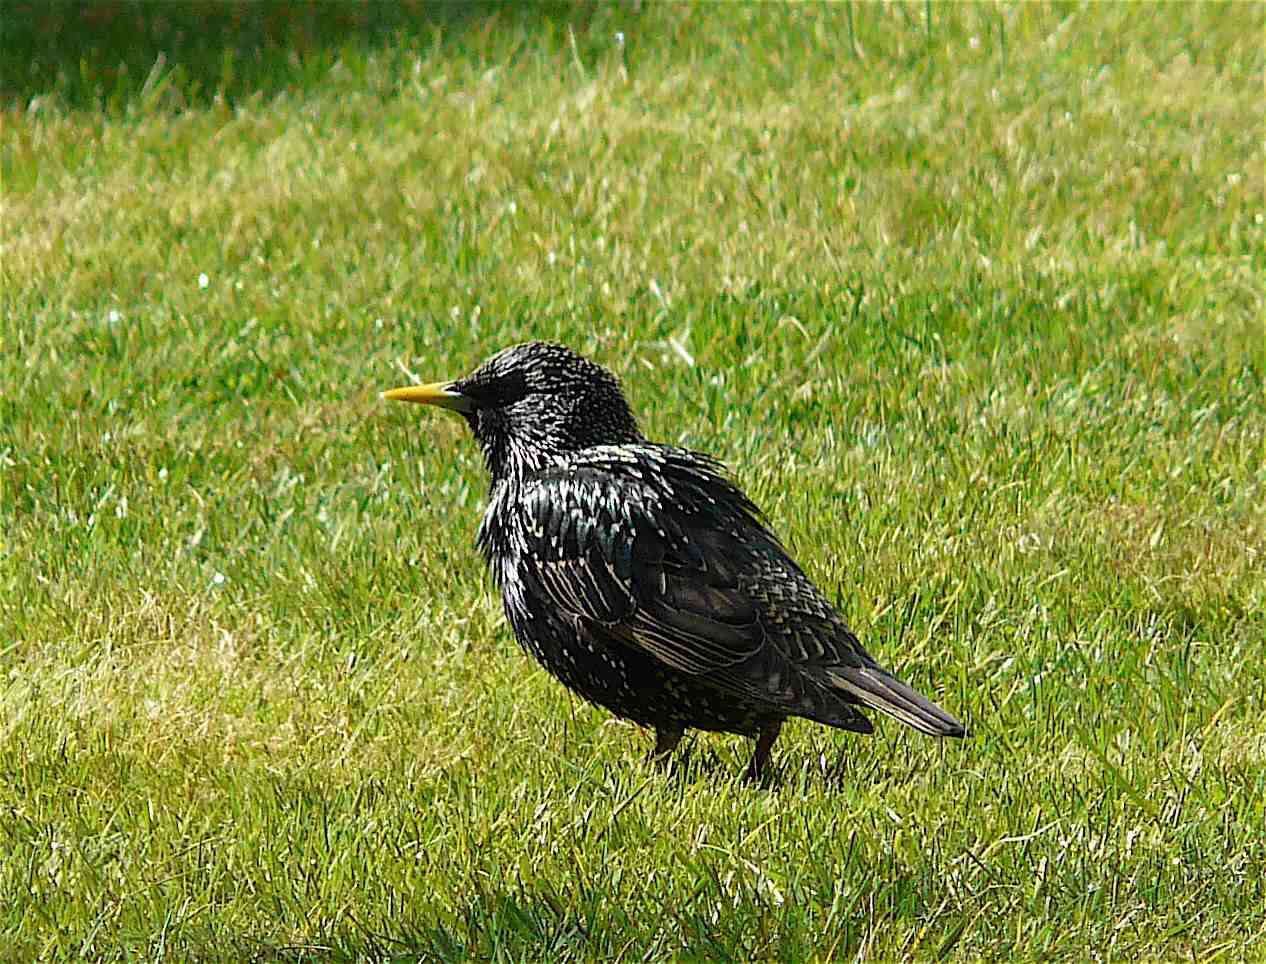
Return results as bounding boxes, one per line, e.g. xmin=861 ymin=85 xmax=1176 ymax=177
xmin=744 ymin=720 xmax=784 ymax=784
xmin=648 ymin=725 xmax=684 ymax=770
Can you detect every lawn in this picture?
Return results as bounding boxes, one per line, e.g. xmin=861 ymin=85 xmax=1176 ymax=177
xmin=2 ymin=2 xmax=1263 ymax=960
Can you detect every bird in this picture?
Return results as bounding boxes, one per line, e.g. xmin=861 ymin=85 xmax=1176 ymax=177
xmin=383 ymin=341 xmax=965 ymax=780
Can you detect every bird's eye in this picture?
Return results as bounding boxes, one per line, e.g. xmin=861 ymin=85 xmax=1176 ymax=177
xmin=460 ymin=367 xmax=531 ymax=407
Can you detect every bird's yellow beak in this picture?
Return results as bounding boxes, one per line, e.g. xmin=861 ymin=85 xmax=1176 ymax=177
xmin=380 ymin=381 xmax=476 ymax=413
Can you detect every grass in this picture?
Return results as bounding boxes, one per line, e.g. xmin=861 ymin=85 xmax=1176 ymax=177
xmin=2 ymin=2 xmax=1264 ymax=960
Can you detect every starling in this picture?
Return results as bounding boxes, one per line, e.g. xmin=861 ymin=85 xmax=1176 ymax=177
xmin=384 ymin=342 xmax=965 ymax=780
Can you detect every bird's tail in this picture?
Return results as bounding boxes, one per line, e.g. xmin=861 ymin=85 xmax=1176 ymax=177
xmin=824 ymin=665 xmax=966 ymax=738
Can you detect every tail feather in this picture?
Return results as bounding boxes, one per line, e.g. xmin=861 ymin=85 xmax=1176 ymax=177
xmin=825 ymin=666 xmax=966 ymax=738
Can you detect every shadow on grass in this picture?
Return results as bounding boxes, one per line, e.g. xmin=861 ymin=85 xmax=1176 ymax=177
xmin=240 ymin=883 xmax=824 ymax=962
xmin=180 ymin=887 xmax=611 ymax=962
xmin=3 ymin=1 xmax=619 ymax=113
xmin=659 ymin=730 xmax=937 ymax=793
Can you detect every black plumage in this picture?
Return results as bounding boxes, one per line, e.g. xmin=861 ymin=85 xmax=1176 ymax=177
xmin=384 ymin=341 xmax=965 ymax=779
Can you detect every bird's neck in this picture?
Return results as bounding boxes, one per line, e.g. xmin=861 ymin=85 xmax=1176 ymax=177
xmin=482 ymin=438 xmax=560 ymax=489
xmin=480 ymin=429 xmax=644 ymax=490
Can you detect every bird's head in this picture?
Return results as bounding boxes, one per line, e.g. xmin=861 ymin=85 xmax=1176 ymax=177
xmin=383 ymin=341 xmax=643 ymax=483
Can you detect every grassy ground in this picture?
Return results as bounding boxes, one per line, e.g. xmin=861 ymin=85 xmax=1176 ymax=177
xmin=3 ymin=2 xmax=1264 ymax=960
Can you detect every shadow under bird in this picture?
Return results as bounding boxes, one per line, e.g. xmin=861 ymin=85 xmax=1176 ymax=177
xmin=384 ymin=342 xmax=965 ymax=780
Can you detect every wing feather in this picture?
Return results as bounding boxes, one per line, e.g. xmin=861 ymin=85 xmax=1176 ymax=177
xmin=513 ymin=464 xmax=764 ymax=676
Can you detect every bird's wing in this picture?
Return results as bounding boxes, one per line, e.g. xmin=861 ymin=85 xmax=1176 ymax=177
xmin=511 ymin=457 xmax=962 ymax=738
xmin=512 ymin=465 xmax=765 ymax=676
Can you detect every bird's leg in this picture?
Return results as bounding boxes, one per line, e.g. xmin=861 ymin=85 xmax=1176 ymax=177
xmin=650 ymin=725 xmax=684 ymax=768
xmin=745 ymin=720 xmax=783 ymax=783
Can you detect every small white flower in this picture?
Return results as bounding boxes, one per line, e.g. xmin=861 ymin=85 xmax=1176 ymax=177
xmin=969 ymin=35 xmax=981 ymax=49
xmin=198 ymin=273 xmax=209 ymax=289
xmin=450 ymin=305 xmax=461 ymax=321
xmin=615 ymin=31 xmax=625 ymax=48
xmin=547 ymin=251 xmax=557 ymax=266
xmin=158 ymin=467 xmax=168 ymax=481
xmin=212 ymin=571 xmax=226 ymax=586
xmin=108 ymin=309 xmax=121 ymax=323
